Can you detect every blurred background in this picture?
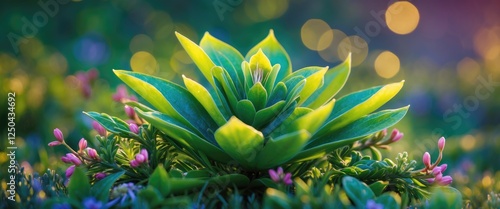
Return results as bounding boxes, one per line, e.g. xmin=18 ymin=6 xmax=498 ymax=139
xmin=1 ymin=0 xmax=500 ymax=205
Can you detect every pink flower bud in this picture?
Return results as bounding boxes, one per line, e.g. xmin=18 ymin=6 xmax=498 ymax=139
xmin=434 ymin=173 xmax=443 ymax=182
xmin=283 ymin=173 xmax=293 ymax=185
xmin=48 ymin=141 xmax=62 ymax=146
xmin=140 ymin=149 xmax=148 ymax=162
xmin=66 ymin=165 xmax=76 ymax=178
xmin=61 ymin=156 xmax=72 ymax=164
xmin=432 ymin=167 xmax=442 ymax=176
xmin=438 ymin=137 xmax=446 ymax=151
xmin=438 ymin=175 xmax=453 ymax=186
xmin=92 ymin=121 xmax=107 ymax=137
xmin=130 ymin=159 xmax=139 ymax=168
xmin=423 ymin=152 xmax=431 ymax=168
xmin=135 ymin=154 xmax=145 ymax=163
xmin=426 ymin=178 xmax=435 ymax=184
xmin=112 ymin=85 xmax=128 ymax=102
xmin=125 ymin=105 xmax=136 ymax=119
xmin=391 ymin=129 xmax=404 ymax=142
xmin=78 ymin=138 xmax=88 ymax=151
xmin=269 ymin=169 xmax=280 ymax=182
xmin=66 ymin=153 xmax=82 ymax=166
xmin=95 ymin=172 xmax=106 ymax=180
xmin=53 ymin=128 xmax=64 ymax=142
xmin=129 ymin=123 xmax=139 ymax=134
xmin=439 ymin=164 xmax=448 ymax=173
xmin=87 ymin=148 xmax=99 ymax=160
xmin=277 ymin=167 xmax=284 ymax=176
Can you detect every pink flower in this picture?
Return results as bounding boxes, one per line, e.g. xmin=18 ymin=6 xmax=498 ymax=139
xmin=423 ymin=152 xmax=431 ymax=168
xmin=66 ymin=165 xmax=76 ymax=178
xmin=92 ymin=121 xmax=107 ymax=137
xmin=64 ymin=153 xmax=82 ymax=166
xmin=283 ymin=173 xmax=293 ymax=185
xmin=140 ymin=149 xmax=148 ymax=162
xmin=130 ymin=159 xmax=139 ymax=168
xmin=438 ymin=137 xmax=446 ymax=151
xmin=390 ymin=129 xmax=404 ymax=142
xmin=125 ymin=105 xmax=136 ymax=119
xmin=437 ymin=175 xmax=453 ymax=186
xmin=95 ymin=173 xmax=107 ymax=180
xmin=129 ymin=123 xmax=139 ymax=134
xmin=87 ymin=148 xmax=99 ymax=160
xmin=53 ymin=128 xmax=64 ymax=142
xmin=79 ymin=138 xmax=88 ymax=151
xmin=135 ymin=154 xmax=146 ymax=163
xmin=439 ymin=164 xmax=448 ymax=173
xmin=268 ymin=167 xmax=293 ymax=185
xmin=48 ymin=141 xmax=62 ymax=146
xmin=112 ymin=85 xmax=137 ymax=102
xmin=432 ymin=167 xmax=442 ymax=176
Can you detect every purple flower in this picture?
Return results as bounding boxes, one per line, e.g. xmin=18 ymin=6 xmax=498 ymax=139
xmin=438 ymin=137 xmax=446 ymax=151
xmin=423 ymin=152 xmax=431 ymax=168
xmin=62 ymin=153 xmax=82 ymax=166
xmin=82 ymin=197 xmax=103 ymax=209
xmin=129 ymin=123 xmax=139 ymax=134
xmin=88 ymin=148 xmax=99 ymax=160
xmin=438 ymin=175 xmax=453 ymax=185
xmin=390 ymin=128 xmax=404 ymax=142
xmin=79 ymin=138 xmax=88 ymax=151
xmin=125 ymin=105 xmax=136 ymax=119
xmin=130 ymin=159 xmax=139 ymax=168
xmin=366 ymin=199 xmax=383 ymax=209
xmin=95 ymin=173 xmax=107 ymax=180
xmin=53 ymin=128 xmax=64 ymax=142
xmin=48 ymin=141 xmax=62 ymax=146
xmin=66 ymin=165 xmax=76 ymax=178
xmin=268 ymin=167 xmax=293 ymax=185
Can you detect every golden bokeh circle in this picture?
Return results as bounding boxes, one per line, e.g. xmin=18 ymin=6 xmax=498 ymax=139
xmin=386 ymin=1 xmax=420 ymax=35
xmin=374 ymin=50 xmax=400 ymax=78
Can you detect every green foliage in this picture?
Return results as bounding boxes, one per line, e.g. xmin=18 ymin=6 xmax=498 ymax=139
xmin=114 ymin=31 xmax=408 ymax=171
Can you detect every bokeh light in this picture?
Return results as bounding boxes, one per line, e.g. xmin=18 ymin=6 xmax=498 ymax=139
xmin=337 ymin=35 xmax=368 ymax=66
xmin=318 ymin=29 xmax=348 ymax=63
xmin=130 ymin=51 xmax=158 ymax=74
xmin=386 ymin=1 xmax=420 ymax=35
xmin=301 ymin=19 xmax=332 ymax=51
xmin=374 ymin=50 xmax=400 ymax=79
xmin=130 ymin=34 xmax=154 ymax=53
xmin=456 ymin=57 xmax=481 ymax=84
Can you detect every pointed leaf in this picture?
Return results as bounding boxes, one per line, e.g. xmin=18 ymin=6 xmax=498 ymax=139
xmin=249 ymin=49 xmax=273 ymax=77
xmin=175 ymin=32 xmax=216 ymax=88
xmin=294 ymin=106 xmax=409 ymax=161
xmin=67 ymin=167 xmax=90 ymax=201
xmin=304 ymin=54 xmax=351 ymax=108
xmin=261 ymin=101 xmax=297 ymax=136
xmin=273 ymin=99 xmax=335 ymax=137
xmin=183 ymin=75 xmax=229 ymax=126
xmin=148 ymin=165 xmax=171 ymax=196
xmin=267 ymin=82 xmax=287 ymax=107
xmin=236 ymin=99 xmax=256 ymax=125
xmin=84 ymin=112 xmax=130 ymax=135
xmin=315 ymin=81 xmax=405 ymax=139
xmin=213 ymin=66 xmax=240 ymax=112
xmin=256 ymin=130 xmax=311 ymax=169
xmin=264 ymin=64 xmax=281 ymax=94
xmin=282 ymin=66 xmax=328 ymax=105
xmin=136 ymin=110 xmax=230 ymax=163
xmin=214 ymin=117 xmax=264 ymax=169
xmin=114 ymin=70 xmax=218 ymax=141
xmin=342 ymin=176 xmax=375 ymax=207
xmin=252 ymin=100 xmax=286 ymax=129
xmin=248 ymin=82 xmax=268 ymax=110
xmin=200 ymin=32 xmax=245 ymax=93
xmin=246 ymin=30 xmax=291 ymax=85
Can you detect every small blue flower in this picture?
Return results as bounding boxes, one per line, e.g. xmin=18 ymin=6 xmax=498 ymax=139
xmin=83 ymin=197 xmax=103 ymax=209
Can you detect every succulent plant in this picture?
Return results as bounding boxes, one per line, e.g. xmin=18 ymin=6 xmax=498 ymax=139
xmin=113 ymin=30 xmax=408 ymax=170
